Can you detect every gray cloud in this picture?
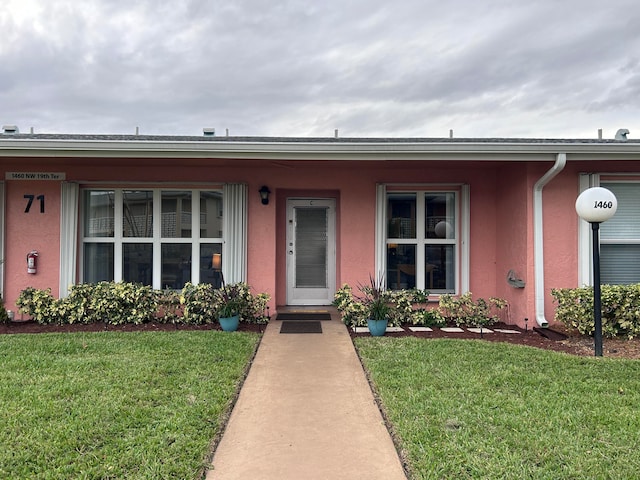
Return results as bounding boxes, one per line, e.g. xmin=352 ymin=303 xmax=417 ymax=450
xmin=1 ymin=0 xmax=638 ymax=138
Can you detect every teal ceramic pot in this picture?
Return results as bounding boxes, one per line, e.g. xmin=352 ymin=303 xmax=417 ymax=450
xmin=367 ymin=318 xmax=388 ymax=336
xmin=219 ymin=315 xmax=240 ymax=332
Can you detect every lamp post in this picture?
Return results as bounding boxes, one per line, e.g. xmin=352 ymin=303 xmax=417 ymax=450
xmin=575 ymin=187 xmax=617 ymax=356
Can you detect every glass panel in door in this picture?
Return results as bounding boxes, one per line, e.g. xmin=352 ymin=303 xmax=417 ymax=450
xmin=295 ymin=207 xmax=328 ymax=288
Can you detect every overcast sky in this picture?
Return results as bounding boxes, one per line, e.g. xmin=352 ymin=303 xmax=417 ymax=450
xmin=2 ymin=0 xmax=639 ymax=139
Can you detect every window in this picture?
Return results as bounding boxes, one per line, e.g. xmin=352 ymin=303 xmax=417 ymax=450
xmin=82 ymin=189 xmax=223 ymax=289
xmin=386 ymin=191 xmax=458 ymax=293
xmin=600 ymin=182 xmax=640 ymax=284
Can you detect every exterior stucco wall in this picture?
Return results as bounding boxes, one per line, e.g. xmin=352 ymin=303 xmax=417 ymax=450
xmin=3 ymin=153 xmax=639 ymax=327
xmin=495 ymin=164 xmax=531 ymax=325
xmin=466 ymin=170 xmax=499 ymax=299
xmin=334 ymin=177 xmax=375 ymax=288
xmin=247 ymin=182 xmax=277 ymax=306
xmin=0 ymin=158 xmax=517 ymax=320
xmin=540 ymin=165 xmax=581 ymax=323
xmin=4 ymin=180 xmax=61 ymax=316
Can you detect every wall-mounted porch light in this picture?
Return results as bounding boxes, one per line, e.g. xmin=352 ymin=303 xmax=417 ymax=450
xmin=259 ymin=185 xmax=271 ymax=205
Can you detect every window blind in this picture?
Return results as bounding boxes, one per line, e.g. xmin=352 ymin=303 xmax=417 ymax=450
xmin=600 ymin=183 xmax=640 ymax=240
xmin=600 ymin=182 xmax=640 ymax=284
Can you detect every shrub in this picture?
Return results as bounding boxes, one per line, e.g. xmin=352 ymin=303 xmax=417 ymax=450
xmin=63 ymin=283 xmax=94 ymax=324
xmin=333 ymin=283 xmax=430 ymax=328
xmin=0 ymin=294 xmax=10 ymax=324
xmin=236 ymin=288 xmax=270 ymax=324
xmin=16 ymin=287 xmax=61 ymax=324
xmin=103 ymin=282 xmax=158 ymax=325
xmin=552 ymin=284 xmax=640 ymax=339
xmin=436 ymin=292 xmax=507 ymax=328
xmin=333 ymin=284 xmax=368 ymax=327
xmin=180 ymin=282 xmax=216 ymax=324
xmin=17 ymin=283 xmax=159 ymax=325
xmin=67 ymin=282 xmax=158 ymax=325
xmin=386 ymin=288 xmax=433 ymax=326
xmin=411 ymin=308 xmax=446 ymax=327
xmin=156 ymin=289 xmax=183 ymax=324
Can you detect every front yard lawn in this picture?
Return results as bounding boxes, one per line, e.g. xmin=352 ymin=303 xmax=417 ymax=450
xmin=355 ymin=337 xmax=640 ymax=479
xmin=0 ymin=330 xmax=259 ymax=479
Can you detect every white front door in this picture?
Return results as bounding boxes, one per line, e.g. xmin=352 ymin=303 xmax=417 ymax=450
xmin=286 ymin=198 xmax=336 ymax=305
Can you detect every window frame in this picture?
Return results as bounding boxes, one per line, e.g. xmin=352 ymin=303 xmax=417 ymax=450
xmin=598 ymin=179 xmax=640 ymax=284
xmin=382 ymin=186 xmax=466 ymax=294
xmin=579 ymin=175 xmax=640 ymax=285
xmin=80 ymin=187 xmax=223 ymax=289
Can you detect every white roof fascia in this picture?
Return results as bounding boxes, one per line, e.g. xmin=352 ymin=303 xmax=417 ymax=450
xmin=1 ymin=138 xmax=640 ymax=161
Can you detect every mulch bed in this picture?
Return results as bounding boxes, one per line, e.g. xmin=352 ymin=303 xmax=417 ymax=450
xmin=350 ymin=322 xmax=640 ymax=359
xmin=0 ymin=320 xmax=265 ymax=335
xmin=3 ymin=320 xmax=640 ymax=359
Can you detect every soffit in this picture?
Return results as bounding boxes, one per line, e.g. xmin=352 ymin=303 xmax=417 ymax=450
xmin=1 ymin=135 xmax=640 ymax=161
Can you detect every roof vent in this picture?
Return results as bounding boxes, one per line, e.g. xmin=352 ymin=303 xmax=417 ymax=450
xmin=615 ymin=128 xmax=629 ymax=140
xmin=2 ymin=125 xmax=19 ymax=134
xmin=203 ymin=128 xmax=215 ymax=136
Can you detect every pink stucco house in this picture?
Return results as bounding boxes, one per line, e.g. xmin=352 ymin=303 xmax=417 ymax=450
xmin=1 ymin=128 xmax=639 ymax=328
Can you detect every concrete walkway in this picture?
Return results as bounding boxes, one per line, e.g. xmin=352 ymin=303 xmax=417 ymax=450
xmin=206 ymin=309 xmax=407 ymax=479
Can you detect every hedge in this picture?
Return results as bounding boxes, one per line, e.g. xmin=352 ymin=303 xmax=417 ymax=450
xmin=551 ymin=284 xmax=640 ymax=339
xmin=16 ymin=281 xmax=269 ymax=326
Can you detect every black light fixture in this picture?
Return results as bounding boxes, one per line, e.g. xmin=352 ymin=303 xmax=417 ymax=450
xmin=259 ymin=185 xmax=271 ymax=205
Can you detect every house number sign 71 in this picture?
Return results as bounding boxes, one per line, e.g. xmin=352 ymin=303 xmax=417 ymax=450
xmin=24 ymin=194 xmax=45 ymax=213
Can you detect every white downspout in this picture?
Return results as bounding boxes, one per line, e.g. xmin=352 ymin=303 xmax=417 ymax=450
xmin=533 ymin=153 xmax=567 ymax=327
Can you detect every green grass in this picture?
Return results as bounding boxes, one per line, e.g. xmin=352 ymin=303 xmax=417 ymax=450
xmin=355 ymin=337 xmax=640 ymax=479
xmin=0 ymin=330 xmax=260 ymax=479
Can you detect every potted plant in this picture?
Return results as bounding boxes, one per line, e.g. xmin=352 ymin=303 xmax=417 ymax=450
xmin=333 ymin=275 xmax=392 ymax=336
xmin=213 ymin=277 xmax=272 ymax=331
xmin=179 ymin=279 xmax=270 ymax=328
xmin=362 ymin=276 xmax=391 ymax=336
xmin=215 ymin=278 xmax=243 ymax=332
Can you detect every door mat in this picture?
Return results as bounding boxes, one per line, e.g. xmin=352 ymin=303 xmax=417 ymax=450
xmin=280 ymin=321 xmax=323 ymax=334
xmin=276 ymin=312 xmax=332 ymax=321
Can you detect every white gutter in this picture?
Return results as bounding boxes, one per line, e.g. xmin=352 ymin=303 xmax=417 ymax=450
xmin=533 ymin=153 xmax=567 ymax=327
xmin=2 ymin=137 xmax=640 ymax=160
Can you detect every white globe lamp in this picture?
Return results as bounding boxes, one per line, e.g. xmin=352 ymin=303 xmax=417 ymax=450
xmin=575 ymin=187 xmax=617 ymax=223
